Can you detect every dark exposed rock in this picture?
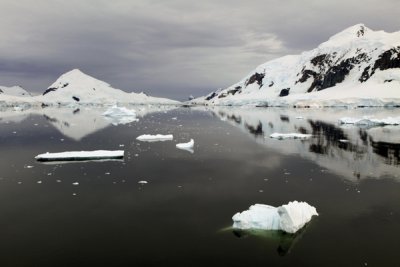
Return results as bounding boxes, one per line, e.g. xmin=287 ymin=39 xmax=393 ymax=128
xmin=205 ymin=92 xmax=218 ymax=101
xmin=297 ymin=70 xmax=317 ymax=83
xmin=269 ymin=81 xmax=274 ymax=87
xmin=0 ymin=89 xmax=3 ymax=93
xmin=61 ymin=83 xmax=69 ymax=88
xmin=384 ymin=79 xmax=393 ymax=83
xmin=310 ymin=54 xmax=329 ymax=67
xmin=41 ymin=103 xmax=49 ymax=108
xmin=73 ymin=108 xmax=80 ymax=114
xmin=72 ymin=96 xmax=80 ymax=102
xmin=360 ymin=47 xmax=400 ymax=82
xmin=245 ymin=72 xmax=265 ymax=88
xmin=279 ymin=88 xmax=290 ymax=97
xmin=43 ymin=88 xmax=57 ymax=95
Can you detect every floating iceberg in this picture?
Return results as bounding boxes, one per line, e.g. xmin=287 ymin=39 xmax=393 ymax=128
xmin=35 ymin=150 xmax=124 ymax=162
xmin=232 ymin=201 xmax=318 ymax=234
xmin=269 ymin=133 xmax=312 ymax=140
xmin=136 ymin=134 xmax=173 ymax=142
xmin=176 ymin=139 xmax=194 ymax=153
xmin=102 ymin=105 xmax=138 ymax=125
xmin=339 ymin=117 xmax=400 ymax=126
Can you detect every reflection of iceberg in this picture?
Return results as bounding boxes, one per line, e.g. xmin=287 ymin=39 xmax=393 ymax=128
xmin=232 ymin=224 xmax=308 ymax=256
xmin=102 ymin=105 xmax=138 ymax=125
xmin=232 ymin=202 xmax=318 ymax=234
xmin=207 ymin=106 xmax=400 ymax=181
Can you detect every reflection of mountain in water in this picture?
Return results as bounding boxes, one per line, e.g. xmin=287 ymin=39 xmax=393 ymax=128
xmin=0 ymin=105 xmax=177 ymax=141
xmin=210 ymin=107 xmax=400 ymax=181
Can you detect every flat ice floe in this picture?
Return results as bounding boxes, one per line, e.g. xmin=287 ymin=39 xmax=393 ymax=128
xmin=339 ymin=117 xmax=400 ymax=126
xmin=269 ymin=133 xmax=312 ymax=140
xmin=35 ymin=150 xmax=124 ymax=161
xmin=136 ymin=134 xmax=173 ymax=142
xmin=176 ymin=139 xmax=194 ymax=153
xmin=102 ymin=105 xmax=138 ymax=125
xmin=232 ymin=201 xmax=318 ymax=234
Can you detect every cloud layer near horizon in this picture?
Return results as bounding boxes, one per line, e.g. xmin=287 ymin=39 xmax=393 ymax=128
xmin=0 ymin=0 xmax=399 ymax=99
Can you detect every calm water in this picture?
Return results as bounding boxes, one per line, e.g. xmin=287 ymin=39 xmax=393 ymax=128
xmin=0 ymin=106 xmax=399 ymax=266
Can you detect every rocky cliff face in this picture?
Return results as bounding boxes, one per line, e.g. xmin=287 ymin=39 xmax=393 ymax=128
xmin=195 ymin=24 xmax=400 ymax=106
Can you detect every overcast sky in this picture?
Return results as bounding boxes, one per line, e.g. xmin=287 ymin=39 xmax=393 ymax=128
xmin=0 ymin=0 xmax=398 ymax=100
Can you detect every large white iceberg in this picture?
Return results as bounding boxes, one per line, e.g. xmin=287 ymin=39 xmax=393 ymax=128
xmin=35 ymin=150 xmax=124 ymax=161
xmin=232 ymin=201 xmax=318 ymax=234
xmin=136 ymin=134 xmax=173 ymax=142
xmin=339 ymin=116 xmax=400 ymax=126
xmin=102 ymin=105 xmax=138 ymax=125
xmin=269 ymin=133 xmax=312 ymax=140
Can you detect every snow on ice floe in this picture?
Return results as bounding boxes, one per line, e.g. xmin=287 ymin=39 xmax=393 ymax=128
xmin=270 ymin=133 xmax=312 ymax=140
xmin=136 ymin=134 xmax=173 ymax=142
xmin=232 ymin=201 xmax=318 ymax=234
xmin=102 ymin=105 xmax=138 ymax=125
xmin=176 ymin=139 xmax=194 ymax=153
xmin=35 ymin=150 xmax=124 ymax=161
xmin=339 ymin=117 xmax=400 ymax=126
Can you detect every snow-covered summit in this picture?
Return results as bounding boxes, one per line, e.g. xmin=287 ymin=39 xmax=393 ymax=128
xmin=192 ymin=24 xmax=400 ymax=107
xmin=40 ymin=69 xmax=179 ymax=105
xmin=0 ymin=85 xmax=31 ymax=97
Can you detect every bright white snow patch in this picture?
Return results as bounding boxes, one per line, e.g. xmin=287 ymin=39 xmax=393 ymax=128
xmin=136 ymin=134 xmax=173 ymax=142
xmin=270 ymin=133 xmax=312 ymax=139
xmin=339 ymin=117 xmax=400 ymax=126
xmin=35 ymin=150 xmax=124 ymax=161
xmin=138 ymin=181 xmax=148 ymax=184
xmin=176 ymin=139 xmax=194 ymax=153
xmin=102 ymin=105 xmax=138 ymax=125
xmin=232 ymin=201 xmax=318 ymax=234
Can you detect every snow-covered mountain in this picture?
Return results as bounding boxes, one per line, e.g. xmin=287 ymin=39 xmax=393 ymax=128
xmin=39 ymin=69 xmax=178 ymax=105
xmin=0 ymin=69 xmax=179 ymax=108
xmin=0 ymin=86 xmax=31 ymax=97
xmin=193 ymin=24 xmax=400 ymax=107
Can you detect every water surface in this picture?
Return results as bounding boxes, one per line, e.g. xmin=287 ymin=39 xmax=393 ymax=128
xmin=0 ymin=106 xmax=399 ymax=266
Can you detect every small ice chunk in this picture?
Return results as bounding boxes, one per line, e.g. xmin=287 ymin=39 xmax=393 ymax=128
xmin=35 ymin=150 xmax=124 ymax=162
xmin=72 ymin=182 xmax=79 ymax=186
xmin=136 ymin=134 xmax=173 ymax=142
xmin=37 ymin=181 xmax=42 ymax=184
xmin=232 ymin=201 xmax=318 ymax=234
xmin=102 ymin=105 xmax=138 ymax=125
xmin=339 ymin=139 xmax=349 ymax=143
xmin=270 ymin=133 xmax=312 ymax=140
xmin=138 ymin=180 xmax=148 ymax=184
xmin=176 ymin=139 xmax=194 ymax=153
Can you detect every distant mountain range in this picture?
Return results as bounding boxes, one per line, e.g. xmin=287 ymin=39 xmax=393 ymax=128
xmin=192 ymin=24 xmax=400 ymax=107
xmin=0 ymin=69 xmax=179 ymax=107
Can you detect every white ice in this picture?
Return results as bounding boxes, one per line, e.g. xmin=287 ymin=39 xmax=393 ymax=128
xmin=35 ymin=150 xmax=124 ymax=161
xmin=339 ymin=116 xmax=400 ymax=126
xmin=102 ymin=105 xmax=138 ymax=125
xmin=270 ymin=133 xmax=312 ymax=139
xmin=136 ymin=134 xmax=173 ymax=142
xmin=176 ymin=139 xmax=194 ymax=153
xmin=232 ymin=201 xmax=318 ymax=234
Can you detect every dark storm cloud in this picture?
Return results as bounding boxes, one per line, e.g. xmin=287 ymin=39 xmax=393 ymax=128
xmin=0 ymin=0 xmax=399 ymax=100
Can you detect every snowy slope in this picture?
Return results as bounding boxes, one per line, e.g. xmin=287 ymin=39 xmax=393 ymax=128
xmin=0 ymin=86 xmax=31 ymax=97
xmin=193 ymin=24 xmax=400 ymax=107
xmin=39 ymin=69 xmax=179 ymax=105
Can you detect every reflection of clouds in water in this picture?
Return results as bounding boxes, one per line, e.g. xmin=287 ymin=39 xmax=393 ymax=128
xmin=208 ymin=107 xmax=400 ymax=182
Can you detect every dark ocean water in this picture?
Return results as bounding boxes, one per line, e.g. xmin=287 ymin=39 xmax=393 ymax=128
xmin=0 ymin=107 xmax=399 ymax=266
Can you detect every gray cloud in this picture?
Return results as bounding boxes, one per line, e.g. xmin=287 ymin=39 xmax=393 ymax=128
xmin=0 ymin=0 xmax=399 ymax=100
